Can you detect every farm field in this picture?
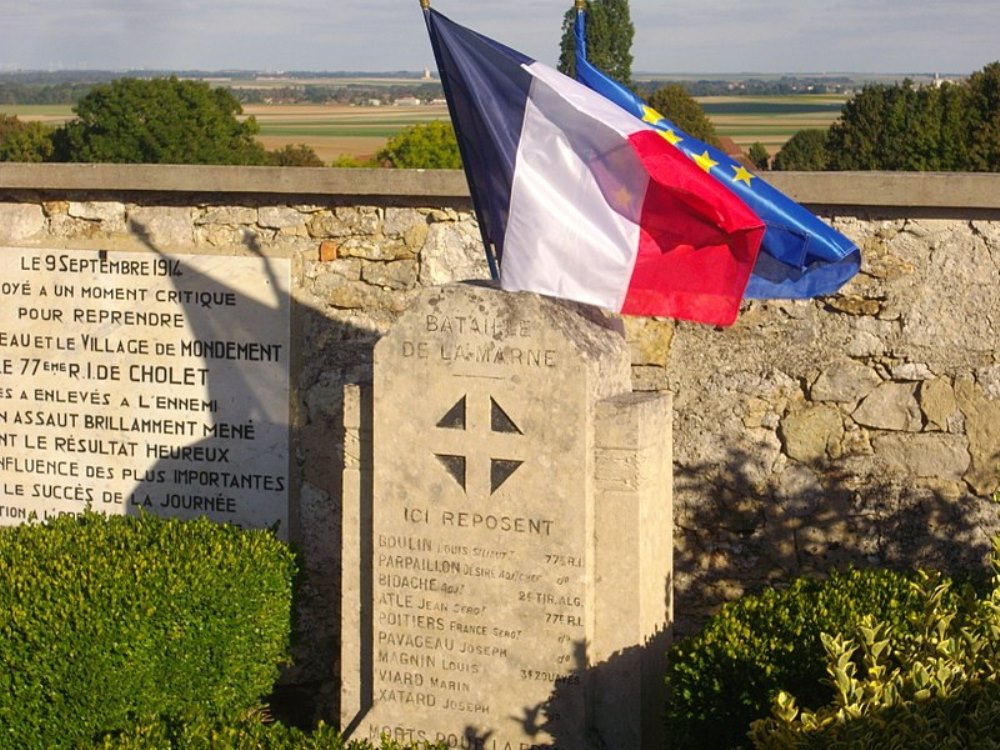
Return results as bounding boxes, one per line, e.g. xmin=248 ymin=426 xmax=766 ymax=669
xmin=697 ymin=95 xmax=846 ymax=152
xmin=246 ymin=103 xmax=450 ymax=161
xmin=0 ymin=95 xmax=847 ymax=163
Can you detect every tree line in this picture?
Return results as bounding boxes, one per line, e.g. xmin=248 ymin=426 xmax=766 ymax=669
xmin=769 ymin=63 xmax=1000 ymax=171
xmin=0 ymin=77 xmax=331 ymax=166
xmin=0 ymin=76 xmax=454 ymax=168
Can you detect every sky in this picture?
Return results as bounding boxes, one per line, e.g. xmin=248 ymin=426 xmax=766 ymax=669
xmin=0 ymin=0 xmax=997 ymax=75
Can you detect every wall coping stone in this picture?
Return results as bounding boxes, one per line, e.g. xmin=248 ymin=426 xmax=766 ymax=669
xmin=3 ymin=163 xmax=1000 ymax=209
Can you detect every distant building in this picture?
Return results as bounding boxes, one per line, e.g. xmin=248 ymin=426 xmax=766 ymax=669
xmin=716 ymin=136 xmax=754 ymax=169
xmin=394 ymin=96 xmax=422 ymax=106
xmin=932 ymin=73 xmax=961 ymax=88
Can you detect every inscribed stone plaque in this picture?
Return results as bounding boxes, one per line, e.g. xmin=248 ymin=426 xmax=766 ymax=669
xmin=0 ymin=247 xmax=290 ymax=533
xmin=341 ymin=283 xmax=672 ymax=749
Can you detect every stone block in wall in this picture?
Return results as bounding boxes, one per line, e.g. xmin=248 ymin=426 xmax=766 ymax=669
xmin=954 ymin=376 xmax=1000 ymax=495
xmin=321 ymin=279 xmax=413 ymax=313
xmin=318 ymin=241 xmax=338 ymax=262
xmin=335 ymin=205 xmax=380 ymax=235
xmin=825 ymin=294 xmax=882 ymax=317
xmin=862 ymin=237 xmax=916 ymax=282
xmin=0 ymin=202 xmax=44 ymax=241
xmin=873 ymin=433 xmax=971 ymax=481
xmin=198 ymin=224 xmax=258 ymax=248
xmin=841 ymin=423 xmax=874 ymax=457
xmin=196 ymin=206 xmax=258 ymax=225
xmin=360 ymin=259 xmax=418 ymax=290
xmin=259 ymin=206 xmax=309 ymax=230
xmin=47 ymin=213 xmax=103 ymax=240
xmin=68 ymin=200 xmax=126 ymax=232
xmin=623 ymin=316 xmax=674 ymax=366
xmin=890 ymin=362 xmax=935 ymax=381
xmin=336 ymin=235 xmax=414 ymax=262
xmin=382 ymin=207 xmax=429 ymax=249
xmin=845 ymin=317 xmax=893 ymax=357
xmin=312 ymin=256 xmax=362 ymax=280
xmin=810 ymin=359 xmax=881 ymax=403
xmin=127 ymin=206 xmax=194 ymax=248
xmin=417 ymin=220 xmax=489 ymax=285
xmin=307 ymin=212 xmax=353 ymax=239
xmin=853 ymin=382 xmax=922 ymax=431
xmin=42 ymin=200 xmax=69 ymax=216
xmin=780 ymin=403 xmax=845 ymax=464
xmin=920 ymin=378 xmax=962 ymax=432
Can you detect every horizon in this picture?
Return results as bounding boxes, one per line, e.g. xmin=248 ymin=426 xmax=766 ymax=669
xmin=0 ymin=67 xmax=971 ymax=81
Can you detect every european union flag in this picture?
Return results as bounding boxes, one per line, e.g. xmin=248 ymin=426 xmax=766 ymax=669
xmin=573 ymin=7 xmax=861 ymax=299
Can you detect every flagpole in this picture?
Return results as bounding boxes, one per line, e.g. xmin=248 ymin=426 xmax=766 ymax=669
xmin=574 ymin=0 xmax=587 ymax=67
xmin=418 ymin=0 xmax=501 ymax=281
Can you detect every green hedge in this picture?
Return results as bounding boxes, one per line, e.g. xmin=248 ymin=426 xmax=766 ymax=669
xmin=665 ymin=567 xmax=933 ymax=750
xmin=749 ymin=555 xmax=1000 ymax=749
xmin=0 ymin=511 xmax=297 ymax=749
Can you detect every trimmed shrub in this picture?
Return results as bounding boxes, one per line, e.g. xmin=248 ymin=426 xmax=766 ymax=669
xmin=749 ymin=549 xmax=1000 ymax=749
xmin=0 ymin=511 xmax=296 ymax=749
xmin=665 ymin=567 xmax=933 ymax=750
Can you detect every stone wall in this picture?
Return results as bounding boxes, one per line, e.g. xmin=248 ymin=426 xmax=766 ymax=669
xmin=658 ymin=214 xmax=1000 ymax=630
xmin=1 ymin=164 xmax=998 ymax=702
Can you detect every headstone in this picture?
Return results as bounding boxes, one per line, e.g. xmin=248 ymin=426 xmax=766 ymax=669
xmin=341 ymin=283 xmax=672 ymax=749
xmin=0 ymin=247 xmax=291 ymax=533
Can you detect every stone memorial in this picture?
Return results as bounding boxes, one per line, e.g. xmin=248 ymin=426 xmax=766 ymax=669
xmin=0 ymin=246 xmax=291 ymax=533
xmin=341 ymin=283 xmax=672 ymax=749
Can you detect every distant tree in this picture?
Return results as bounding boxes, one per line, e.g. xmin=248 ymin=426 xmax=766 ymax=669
xmin=773 ymin=129 xmax=830 ymax=171
xmin=266 ymin=143 xmax=324 ymax=167
xmin=646 ymin=85 xmax=720 ymax=147
xmin=746 ymin=141 xmax=770 ymax=170
xmin=558 ymin=0 xmax=634 ymax=87
xmin=937 ymin=81 xmax=974 ymax=168
xmin=0 ymin=114 xmax=54 ymax=162
xmin=375 ymin=121 xmax=460 ymax=169
xmin=965 ymin=61 xmax=1000 ymax=170
xmin=52 ymin=77 xmax=267 ymax=165
xmin=825 ymin=73 xmax=993 ymax=171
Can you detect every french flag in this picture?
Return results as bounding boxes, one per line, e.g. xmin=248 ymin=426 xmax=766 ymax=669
xmin=423 ymin=7 xmax=765 ymax=326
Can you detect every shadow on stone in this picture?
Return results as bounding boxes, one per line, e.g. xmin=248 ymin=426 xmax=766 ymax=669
xmin=672 ymin=445 xmax=998 ymax=639
xmin=125 ymin=217 xmax=377 ymax=725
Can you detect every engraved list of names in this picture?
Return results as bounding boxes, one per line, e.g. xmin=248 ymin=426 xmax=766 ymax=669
xmin=0 ymin=247 xmax=291 ymax=532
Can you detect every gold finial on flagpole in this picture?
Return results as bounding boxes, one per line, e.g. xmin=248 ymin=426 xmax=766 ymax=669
xmin=575 ymin=0 xmax=585 ymax=10
xmin=419 ymin=0 xmax=430 ymax=8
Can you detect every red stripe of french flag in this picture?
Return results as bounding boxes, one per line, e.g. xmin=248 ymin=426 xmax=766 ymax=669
xmin=624 ymin=130 xmax=765 ymax=322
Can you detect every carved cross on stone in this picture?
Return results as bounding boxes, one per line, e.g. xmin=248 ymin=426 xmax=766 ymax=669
xmin=432 ymin=393 xmax=525 ymax=498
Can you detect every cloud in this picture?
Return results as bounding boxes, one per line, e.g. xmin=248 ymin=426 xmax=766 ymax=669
xmin=0 ymin=0 xmax=996 ymax=72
